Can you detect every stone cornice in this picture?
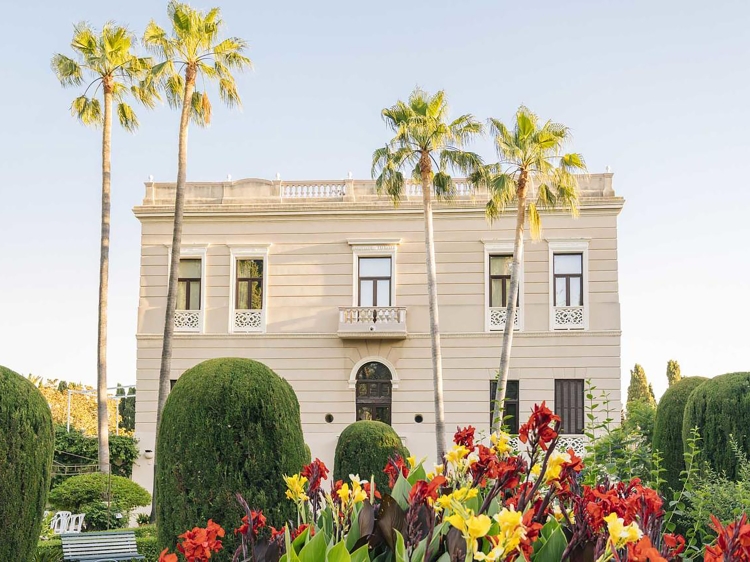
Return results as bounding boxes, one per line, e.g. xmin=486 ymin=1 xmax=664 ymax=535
xmin=136 ymin=330 xmax=621 ymax=340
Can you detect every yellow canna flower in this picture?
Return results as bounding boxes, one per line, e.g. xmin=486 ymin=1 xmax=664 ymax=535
xmin=530 ymin=464 xmax=541 ymax=477
xmin=494 ymin=506 xmax=523 ymax=532
xmin=284 ymin=474 xmax=309 ymax=502
xmin=407 ymin=456 xmax=417 ymax=469
xmin=466 ymin=514 xmax=492 ymax=542
xmin=604 ymin=512 xmax=642 ymax=549
xmin=446 ymin=513 xmax=466 ymax=533
xmin=490 ymin=431 xmax=512 ymax=456
xmin=544 ymin=451 xmax=571 ymax=483
xmin=337 ymin=482 xmax=351 ymax=504
xmin=446 ymin=445 xmax=470 ymax=465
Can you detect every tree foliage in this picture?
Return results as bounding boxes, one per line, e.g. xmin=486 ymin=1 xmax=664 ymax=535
xmin=156 ymin=358 xmax=306 ymax=559
xmin=652 ymin=377 xmax=707 ymax=493
xmin=334 ymin=420 xmax=410 ymax=494
xmin=666 ymin=360 xmax=682 ymax=387
xmin=627 ymin=364 xmax=655 ymax=409
xmin=0 ymin=365 xmax=54 ymax=561
xmin=54 ymin=425 xmax=139 ymax=483
xmin=683 ymin=372 xmax=750 ymax=480
xmin=48 ymin=472 xmax=151 ymax=512
xmin=31 ymin=377 xmax=122 ymax=435
xmin=117 ymin=385 xmax=136 ymax=432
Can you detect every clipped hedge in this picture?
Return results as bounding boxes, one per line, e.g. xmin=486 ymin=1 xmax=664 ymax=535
xmin=652 ymin=377 xmax=707 ymax=492
xmin=683 ymin=372 xmax=750 ymax=480
xmin=334 ymin=420 xmax=410 ymax=494
xmin=48 ymin=472 xmax=151 ymax=512
xmin=156 ymin=358 xmax=307 ymax=559
xmin=0 ymin=365 xmax=55 ymax=561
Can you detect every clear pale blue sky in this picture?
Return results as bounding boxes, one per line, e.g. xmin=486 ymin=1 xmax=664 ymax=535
xmin=1 ymin=0 xmax=748 ymax=401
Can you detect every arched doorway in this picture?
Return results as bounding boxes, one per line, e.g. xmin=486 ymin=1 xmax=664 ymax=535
xmin=355 ymin=361 xmax=392 ymax=425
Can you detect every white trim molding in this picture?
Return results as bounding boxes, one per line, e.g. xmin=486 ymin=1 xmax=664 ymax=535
xmin=348 ymin=239 xmax=401 ymax=307
xmin=348 ymin=356 xmax=400 ymax=389
xmin=228 ymin=245 xmax=271 ymax=334
xmin=483 ymin=241 xmax=524 ymax=332
xmin=168 ymin=245 xmax=208 ymax=334
xmin=547 ymin=239 xmax=590 ymax=331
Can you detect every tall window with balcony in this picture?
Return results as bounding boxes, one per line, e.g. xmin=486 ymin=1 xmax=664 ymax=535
xmin=553 ymin=253 xmax=584 ymax=329
xmin=359 ymin=257 xmax=391 ymax=307
xmin=489 ymin=255 xmax=519 ymax=331
xmin=175 ymin=258 xmax=202 ymax=332
xmin=233 ymin=258 xmax=265 ymax=332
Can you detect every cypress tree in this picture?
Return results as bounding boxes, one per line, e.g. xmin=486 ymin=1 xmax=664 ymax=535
xmin=627 ymin=363 xmax=655 ymax=410
xmin=0 ymin=365 xmax=55 ymax=561
xmin=666 ymin=360 xmax=682 ymax=387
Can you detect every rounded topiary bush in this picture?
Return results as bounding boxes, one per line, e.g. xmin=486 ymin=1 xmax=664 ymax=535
xmin=48 ymin=472 xmax=151 ymax=530
xmin=683 ymin=372 xmax=750 ymax=480
xmin=0 ymin=365 xmax=54 ymax=561
xmin=156 ymin=358 xmax=306 ymax=559
xmin=652 ymin=376 xmax=707 ymax=492
xmin=334 ymin=420 xmax=410 ymax=494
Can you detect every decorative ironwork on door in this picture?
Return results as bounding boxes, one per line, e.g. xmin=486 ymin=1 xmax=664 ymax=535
xmin=355 ymin=361 xmax=392 ymax=425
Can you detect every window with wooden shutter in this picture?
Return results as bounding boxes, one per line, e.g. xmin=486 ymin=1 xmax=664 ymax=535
xmin=554 ymin=379 xmax=584 ymax=434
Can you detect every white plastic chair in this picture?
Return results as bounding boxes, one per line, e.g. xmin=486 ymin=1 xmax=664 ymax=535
xmin=65 ymin=513 xmax=85 ymax=533
xmin=50 ymin=511 xmax=71 ymax=535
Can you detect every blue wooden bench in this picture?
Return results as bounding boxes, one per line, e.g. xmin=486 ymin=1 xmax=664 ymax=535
xmin=61 ymin=531 xmax=144 ymax=561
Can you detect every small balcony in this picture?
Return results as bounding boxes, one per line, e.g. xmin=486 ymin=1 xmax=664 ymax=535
xmin=338 ymin=307 xmax=407 ymax=339
xmin=553 ymin=306 xmax=585 ymax=330
xmin=174 ymin=310 xmax=201 ymax=333
xmin=489 ymin=307 xmax=520 ymax=331
xmin=233 ymin=309 xmax=264 ymax=333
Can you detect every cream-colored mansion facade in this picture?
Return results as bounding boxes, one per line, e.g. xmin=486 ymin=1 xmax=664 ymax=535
xmin=132 ymin=174 xmax=624 ymax=491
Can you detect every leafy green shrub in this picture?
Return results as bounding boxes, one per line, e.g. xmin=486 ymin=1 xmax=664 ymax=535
xmin=334 ymin=420 xmax=410 ymax=494
xmin=682 ymin=372 xmax=750 ymax=479
xmin=156 ymin=358 xmax=307 ymax=560
xmin=82 ymin=502 xmax=129 ymax=531
xmin=48 ymin=472 xmax=150 ymax=512
xmin=53 ymin=425 xmax=139 ymax=484
xmin=0 ymin=365 xmax=55 ymax=562
xmin=652 ymin=376 xmax=707 ymax=492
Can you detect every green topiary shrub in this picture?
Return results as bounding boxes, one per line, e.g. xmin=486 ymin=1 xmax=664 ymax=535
xmin=334 ymin=420 xmax=410 ymax=494
xmin=682 ymin=372 xmax=750 ymax=480
xmin=48 ymin=472 xmax=151 ymax=512
xmin=156 ymin=358 xmax=307 ymax=560
xmin=652 ymin=377 xmax=707 ymax=492
xmin=0 ymin=365 xmax=55 ymax=561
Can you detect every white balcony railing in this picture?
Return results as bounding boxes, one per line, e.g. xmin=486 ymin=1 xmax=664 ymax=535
xmin=338 ymin=306 xmax=407 ymax=338
xmin=233 ymin=309 xmax=264 ymax=332
xmin=282 ymin=182 xmax=346 ymax=198
xmin=489 ymin=307 xmax=520 ymax=331
xmin=508 ymin=434 xmax=587 ymax=458
xmin=174 ymin=310 xmax=201 ymax=332
xmin=553 ymin=306 xmax=585 ymax=329
xmin=405 ymin=180 xmax=473 ymax=197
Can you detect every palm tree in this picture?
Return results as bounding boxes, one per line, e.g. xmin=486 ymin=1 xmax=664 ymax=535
xmin=143 ymin=0 xmax=251 ymax=476
xmin=372 ymin=88 xmax=484 ymax=459
xmin=485 ymin=107 xmax=586 ymax=432
xmin=52 ymin=23 xmax=154 ymax=474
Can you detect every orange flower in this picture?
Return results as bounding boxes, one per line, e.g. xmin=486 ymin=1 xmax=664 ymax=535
xmin=158 ymin=548 xmax=178 ymax=562
xmin=177 ymin=520 xmax=225 ymax=562
xmin=627 ymin=536 xmax=666 ymax=562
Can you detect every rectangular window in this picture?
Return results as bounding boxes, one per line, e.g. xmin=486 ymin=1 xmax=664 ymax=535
xmin=358 ymin=257 xmax=392 ymax=307
xmin=553 ymin=253 xmax=583 ymax=306
xmin=489 ymin=380 xmax=520 ymax=433
xmin=177 ymin=259 xmax=201 ymax=310
xmin=555 ymin=379 xmax=584 ymax=434
xmin=489 ymin=255 xmax=520 ymax=307
xmin=236 ymin=259 xmax=264 ymax=310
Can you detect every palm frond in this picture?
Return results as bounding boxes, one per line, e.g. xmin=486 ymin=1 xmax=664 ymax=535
xmin=528 ymin=202 xmax=542 ymax=239
xmin=432 ymin=171 xmax=454 ymax=200
xmin=117 ymin=102 xmax=139 ymax=132
xmin=439 ymin=149 xmax=484 ymax=176
xmin=485 ymin=172 xmax=518 ymax=221
xmin=71 ymin=95 xmax=102 ymax=127
xmin=51 ymin=54 xmax=84 ymax=87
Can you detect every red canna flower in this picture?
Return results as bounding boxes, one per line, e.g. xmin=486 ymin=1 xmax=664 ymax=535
xmin=662 ymin=533 xmax=686 ymax=560
xmin=705 ymin=513 xmax=750 ymax=562
xmin=518 ymin=402 xmax=560 ymax=451
xmin=234 ymin=510 xmax=266 ymax=538
xmin=628 ymin=536 xmax=667 ymax=562
xmin=408 ymin=475 xmax=447 ymax=506
xmin=519 ymin=507 xmax=544 ymax=560
xmin=301 ymin=458 xmax=329 ymax=494
xmin=453 ymin=426 xmax=476 ymax=449
xmin=291 ymin=523 xmax=313 ymax=540
xmin=383 ymin=455 xmax=408 ymax=489
xmin=269 ymin=526 xmax=286 ymax=540
xmin=158 ymin=549 xmax=178 ymax=562
xmin=177 ymin=520 xmax=225 ymax=562
xmin=363 ymin=480 xmax=381 ymax=500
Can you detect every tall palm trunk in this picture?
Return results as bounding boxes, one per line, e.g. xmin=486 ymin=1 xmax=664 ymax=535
xmin=97 ymin=86 xmax=112 ymax=474
xmin=420 ymin=152 xmax=446 ymax=460
xmin=491 ymin=171 xmax=527 ymax=432
xmin=152 ymin=65 xmax=196 ymax=517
